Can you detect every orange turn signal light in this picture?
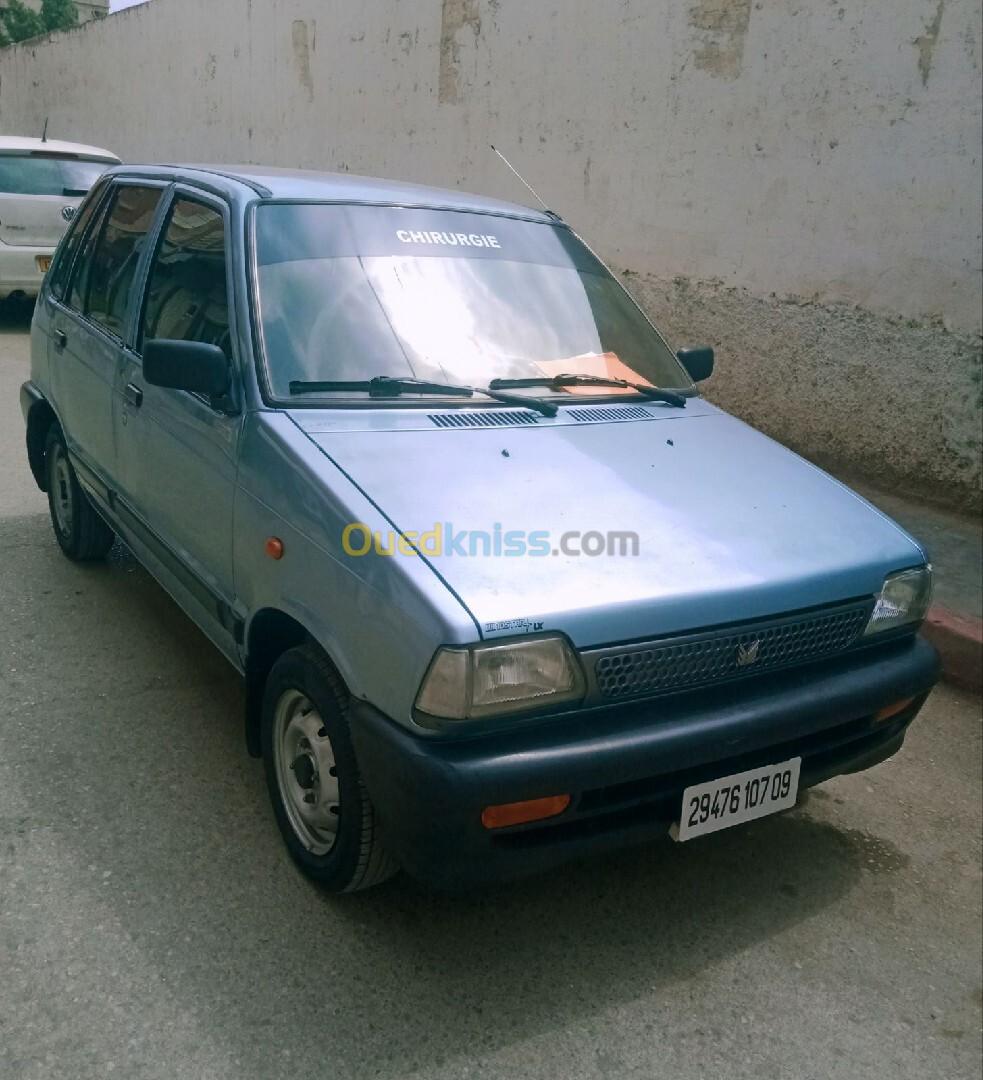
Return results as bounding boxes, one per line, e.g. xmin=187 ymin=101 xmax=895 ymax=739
xmin=873 ymin=697 xmax=915 ymax=723
xmin=265 ymin=537 xmax=285 ymax=560
xmin=481 ymin=794 xmax=571 ymax=830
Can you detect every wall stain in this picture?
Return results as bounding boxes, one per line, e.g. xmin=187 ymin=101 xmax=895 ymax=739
xmin=689 ymin=0 xmax=753 ymax=79
xmin=439 ymin=0 xmax=481 ymax=104
xmin=913 ymin=0 xmax=945 ymax=86
xmin=292 ymin=19 xmax=315 ymax=103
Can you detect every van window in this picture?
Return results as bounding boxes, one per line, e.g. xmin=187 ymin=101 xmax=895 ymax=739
xmin=83 ymin=185 xmax=164 ymax=338
xmin=48 ymin=180 xmax=110 ymax=302
xmin=0 ymin=154 xmax=113 ymax=196
xmin=141 ymin=199 xmax=232 ymax=359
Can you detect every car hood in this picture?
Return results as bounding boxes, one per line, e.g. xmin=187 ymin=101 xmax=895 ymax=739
xmin=296 ymin=402 xmax=925 ymax=647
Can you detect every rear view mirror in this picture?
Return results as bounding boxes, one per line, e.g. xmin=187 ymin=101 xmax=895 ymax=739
xmin=144 ymin=339 xmax=230 ymax=399
xmin=677 ymin=346 xmax=715 ymax=382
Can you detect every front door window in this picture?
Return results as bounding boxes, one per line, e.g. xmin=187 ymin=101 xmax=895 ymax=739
xmin=141 ymin=198 xmax=231 ymax=360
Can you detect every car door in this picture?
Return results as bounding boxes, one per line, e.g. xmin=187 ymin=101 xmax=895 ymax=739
xmin=114 ymin=188 xmax=243 ymax=655
xmin=48 ymin=181 xmax=167 ymax=491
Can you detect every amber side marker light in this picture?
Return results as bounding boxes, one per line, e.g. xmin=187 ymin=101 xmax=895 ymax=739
xmin=265 ymin=537 xmax=285 ymax=560
xmin=873 ymin=697 xmax=916 ymax=724
xmin=481 ymin=794 xmax=571 ymax=830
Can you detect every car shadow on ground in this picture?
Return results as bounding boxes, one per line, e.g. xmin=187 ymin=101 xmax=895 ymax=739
xmin=2 ymin=502 xmax=906 ymax=1080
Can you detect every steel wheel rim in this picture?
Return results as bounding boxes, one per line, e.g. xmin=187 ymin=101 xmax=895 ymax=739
xmin=273 ymin=688 xmax=340 ymax=855
xmin=52 ymin=448 xmax=74 ymax=538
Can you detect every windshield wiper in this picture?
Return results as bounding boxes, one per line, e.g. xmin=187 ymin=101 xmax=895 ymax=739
xmin=288 ymin=376 xmax=559 ymax=417
xmin=489 ymin=373 xmax=687 ymax=408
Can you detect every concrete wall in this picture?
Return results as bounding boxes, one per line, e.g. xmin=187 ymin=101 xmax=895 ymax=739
xmin=1 ymin=0 xmax=980 ymax=506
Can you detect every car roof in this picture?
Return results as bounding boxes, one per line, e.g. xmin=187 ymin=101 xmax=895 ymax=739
xmin=117 ymin=163 xmax=554 ymax=222
xmin=0 ymin=135 xmax=120 ymax=161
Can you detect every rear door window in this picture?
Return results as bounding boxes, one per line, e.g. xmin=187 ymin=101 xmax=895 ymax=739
xmin=140 ymin=198 xmax=232 ymax=360
xmin=80 ymin=185 xmax=164 ymax=338
xmin=0 ymin=154 xmax=113 ymax=196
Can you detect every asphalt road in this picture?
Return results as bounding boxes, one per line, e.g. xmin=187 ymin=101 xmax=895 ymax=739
xmin=1 ymin=306 xmax=981 ymax=1080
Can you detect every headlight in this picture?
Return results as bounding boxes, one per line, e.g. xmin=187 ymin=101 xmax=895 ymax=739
xmin=864 ymin=566 xmax=933 ymax=636
xmin=415 ymin=636 xmax=586 ymax=722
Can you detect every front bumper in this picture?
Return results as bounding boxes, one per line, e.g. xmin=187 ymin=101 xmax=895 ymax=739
xmin=0 ymin=244 xmax=54 ymax=298
xmin=351 ymin=635 xmax=939 ymax=888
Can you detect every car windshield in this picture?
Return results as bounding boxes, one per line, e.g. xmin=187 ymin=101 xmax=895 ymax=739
xmin=0 ymin=154 xmax=115 ymax=196
xmin=253 ymin=203 xmax=691 ymax=403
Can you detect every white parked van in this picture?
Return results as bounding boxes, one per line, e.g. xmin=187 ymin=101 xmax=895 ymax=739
xmin=0 ymin=136 xmax=119 ymax=301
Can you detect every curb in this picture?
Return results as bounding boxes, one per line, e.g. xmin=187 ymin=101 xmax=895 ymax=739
xmin=922 ymin=605 xmax=983 ymax=694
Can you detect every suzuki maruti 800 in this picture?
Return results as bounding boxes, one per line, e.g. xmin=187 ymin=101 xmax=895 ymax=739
xmin=21 ymin=165 xmax=940 ymax=891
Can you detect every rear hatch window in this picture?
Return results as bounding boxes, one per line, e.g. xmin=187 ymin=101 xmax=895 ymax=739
xmin=0 ymin=153 xmax=115 ymax=248
xmin=0 ymin=154 xmax=113 ymax=196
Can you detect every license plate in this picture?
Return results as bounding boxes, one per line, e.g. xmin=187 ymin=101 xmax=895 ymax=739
xmin=36 ymin=256 xmax=52 ymax=274
xmin=672 ymin=757 xmax=801 ymax=842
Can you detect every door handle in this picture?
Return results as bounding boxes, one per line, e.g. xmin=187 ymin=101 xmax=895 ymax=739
xmin=53 ymin=330 xmax=67 ymax=351
xmin=125 ymin=382 xmax=144 ymax=409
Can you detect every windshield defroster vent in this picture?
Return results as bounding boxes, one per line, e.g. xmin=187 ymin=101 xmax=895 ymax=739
xmin=569 ymin=405 xmax=655 ymax=423
xmin=428 ymin=411 xmax=540 ymax=429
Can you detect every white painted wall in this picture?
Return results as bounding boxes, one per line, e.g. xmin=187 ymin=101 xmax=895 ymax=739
xmin=1 ymin=0 xmax=980 ymax=501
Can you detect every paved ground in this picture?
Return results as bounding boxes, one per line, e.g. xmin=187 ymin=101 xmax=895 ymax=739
xmin=1 ymin=307 xmax=981 ymax=1080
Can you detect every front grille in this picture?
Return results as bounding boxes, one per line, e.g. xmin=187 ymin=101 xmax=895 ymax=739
xmin=592 ymin=601 xmax=872 ymax=701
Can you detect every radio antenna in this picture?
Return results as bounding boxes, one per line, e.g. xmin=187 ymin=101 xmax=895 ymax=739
xmin=41 ymin=116 xmax=49 ymax=143
xmin=489 ymin=144 xmax=555 ymax=216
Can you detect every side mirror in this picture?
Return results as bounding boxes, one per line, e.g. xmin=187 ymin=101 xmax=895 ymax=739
xmin=143 ymin=339 xmax=231 ymax=399
xmin=677 ymin=346 xmax=715 ymax=383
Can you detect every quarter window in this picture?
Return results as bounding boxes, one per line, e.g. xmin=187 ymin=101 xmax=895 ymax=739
xmin=83 ymin=185 xmax=163 ymax=338
xmin=141 ymin=199 xmax=232 ymax=360
xmin=49 ymin=179 xmax=109 ymax=302
xmin=66 ymin=190 xmax=112 ymax=314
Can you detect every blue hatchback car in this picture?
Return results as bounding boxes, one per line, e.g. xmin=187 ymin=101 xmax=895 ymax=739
xmin=21 ymin=164 xmax=939 ymax=891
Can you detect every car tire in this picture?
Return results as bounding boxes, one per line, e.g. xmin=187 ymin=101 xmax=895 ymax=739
xmin=45 ymin=426 xmax=115 ymax=562
xmin=262 ymin=643 xmax=399 ymax=892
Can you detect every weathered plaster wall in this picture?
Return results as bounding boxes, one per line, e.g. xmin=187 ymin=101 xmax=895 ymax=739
xmin=1 ymin=0 xmax=980 ymax=505
xmin=632 ymin=274 xmax=982 ymax=504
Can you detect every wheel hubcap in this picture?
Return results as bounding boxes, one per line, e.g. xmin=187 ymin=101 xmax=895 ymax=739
xmin=273 ymin=689 xmax=340 ymax=855
xmin=52 ymin=449 xmax=74 ymax=538
xmin=291 ymin=752 xmax=318 ymax=790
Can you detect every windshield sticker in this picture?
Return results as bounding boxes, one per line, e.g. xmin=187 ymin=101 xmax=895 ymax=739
xmin=256 ymin=203 xmax=603 ymax=272
xmin=396 ymin=229 xmax=501 ymax=249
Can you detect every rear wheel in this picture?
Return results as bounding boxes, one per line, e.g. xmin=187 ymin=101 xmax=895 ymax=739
xmin=262 ymin=643 xmax=398 ymax=892
xmin=45 ymin=427 xmax=114 ymax=562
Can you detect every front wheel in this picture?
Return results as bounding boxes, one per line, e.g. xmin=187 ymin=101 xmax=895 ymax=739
xmin=45 ymin=426 xmax=115 ymax=562
xmin=261 ymin=643 xmax=398 ymax=892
